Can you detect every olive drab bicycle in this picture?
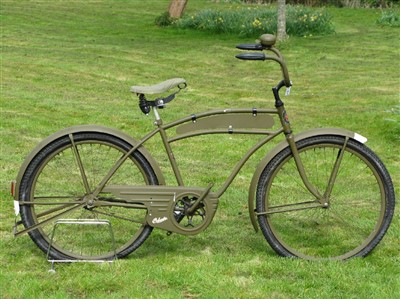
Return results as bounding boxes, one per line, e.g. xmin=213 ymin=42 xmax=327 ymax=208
xmin=12 ymin=34 xmax=395 ymax=261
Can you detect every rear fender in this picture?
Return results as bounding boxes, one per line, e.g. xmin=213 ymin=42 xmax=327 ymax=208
xmin=13 ymin=125 xmax=165 ymax=201
xmin=248 ymin=128 xmax=367 ymax=232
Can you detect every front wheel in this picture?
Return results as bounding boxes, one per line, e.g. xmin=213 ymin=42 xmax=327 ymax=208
xmin=256 ymin=135 xmax=395 ymax=260
xmin=19 ymin=132 xmax=159 ymax=260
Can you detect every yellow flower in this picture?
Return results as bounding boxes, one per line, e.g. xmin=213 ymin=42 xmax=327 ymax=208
xmin=252 ymin=19 xmax=262 ymax=28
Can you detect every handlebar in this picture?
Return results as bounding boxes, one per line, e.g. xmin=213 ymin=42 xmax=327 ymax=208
xmin=235 ymin=34 xmax=291 ymax=88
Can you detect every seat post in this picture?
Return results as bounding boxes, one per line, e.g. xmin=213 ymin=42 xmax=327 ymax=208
xmin=152 ymin=107 xmax=162 ymax=125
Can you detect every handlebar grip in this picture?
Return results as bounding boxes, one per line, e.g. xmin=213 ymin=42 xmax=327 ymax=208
xmin=235 ymin=53 xmax=266 ymax=61
xmin=236 ymin=44 xmax=263 ymax=51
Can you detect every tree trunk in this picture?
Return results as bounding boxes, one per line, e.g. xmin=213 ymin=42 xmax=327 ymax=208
xmin=277 ymin=0 xmax=286 ymax=41
xmin=169 ymin=0 xmax=188 ymax=18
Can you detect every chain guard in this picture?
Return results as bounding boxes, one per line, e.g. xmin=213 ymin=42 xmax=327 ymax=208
xmin=103 ymin=185 xmax=219 ymax=235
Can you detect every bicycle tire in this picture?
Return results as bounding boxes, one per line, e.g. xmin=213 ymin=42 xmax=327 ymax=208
xmin=256 ymin=135 xmax=395 ymax=260
xmin=19 ymin=132 xmax=158 ymax=260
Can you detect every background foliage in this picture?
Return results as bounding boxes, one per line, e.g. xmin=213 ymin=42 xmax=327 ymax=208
xmin=238 ymin=0 xmax=399 ymax=7
xmin=174 ymin=5 xmax=335 ymax=37
xmin=376 ymin=9 xmax=400 ymax=26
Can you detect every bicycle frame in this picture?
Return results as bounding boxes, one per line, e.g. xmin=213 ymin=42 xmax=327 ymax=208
xmin=90 ymin=81 xmax=326 ymax=235
xmin=13 ymin=33 xmax=394 ymax=261
xmin=12 ymin=35 xmax=368 ymax=238
xmin=144 ymin=107 xmax=282 ymax=196
xmin=13 ymin=80 xmax=365 ymax=237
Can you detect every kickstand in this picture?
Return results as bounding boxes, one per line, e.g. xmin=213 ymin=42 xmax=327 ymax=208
xmin=46 ymin=219 xmax=117 ymax=273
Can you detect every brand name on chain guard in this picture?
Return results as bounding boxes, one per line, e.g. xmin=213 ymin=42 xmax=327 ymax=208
xmin=152 ymin=217 xmax=168 ymax=224
xmin=102 ymin=185 xmax=219 ymax=236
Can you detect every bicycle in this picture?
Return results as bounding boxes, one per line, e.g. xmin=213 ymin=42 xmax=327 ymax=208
xmin=12 ymin=34 xmax=395 ymax=261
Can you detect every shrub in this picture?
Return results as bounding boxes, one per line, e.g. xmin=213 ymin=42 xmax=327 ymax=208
xmin=228 ymin=0 xmax=400 ymax=7
xmin=286 ymin=6 xmax=335 ymax=36
xmin=155 ymin=11 xmax=174 ymax=27
xmin=376 ymin=10 xmax=400 ymax=27
xmin=173 ymin=5 xmax=335 ymax=37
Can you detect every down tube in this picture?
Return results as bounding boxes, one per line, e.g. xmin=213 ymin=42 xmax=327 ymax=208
xmin=214 ymin=129 xmax=283 ymax=198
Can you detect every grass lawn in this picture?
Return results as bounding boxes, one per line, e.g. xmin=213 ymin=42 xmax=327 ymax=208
xmin=1 ymin=1 xmax=399 ymax=298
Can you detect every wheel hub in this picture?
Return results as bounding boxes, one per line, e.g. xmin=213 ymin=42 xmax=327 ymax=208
xmin=84 ymin=194 xmax=96 ymax=209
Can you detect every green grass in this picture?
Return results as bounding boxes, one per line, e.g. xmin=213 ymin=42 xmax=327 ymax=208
xmin=1 ymin=1 xmax=399 ymax=298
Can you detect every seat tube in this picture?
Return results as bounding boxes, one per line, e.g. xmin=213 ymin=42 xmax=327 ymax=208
xmin=153 ymin=107 xmax=185 ymax=186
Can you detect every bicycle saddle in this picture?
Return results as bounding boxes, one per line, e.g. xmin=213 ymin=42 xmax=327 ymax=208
xmin=131 ymin=78 xmax=186 ymax=95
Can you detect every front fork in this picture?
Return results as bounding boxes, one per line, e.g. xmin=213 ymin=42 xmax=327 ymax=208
xmin=274 ymin=82 xmax=340 ymax=205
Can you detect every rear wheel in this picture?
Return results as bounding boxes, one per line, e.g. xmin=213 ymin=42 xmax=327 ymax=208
xmin=256 ymin=135 xmax=395 ymax=260
xmin=19 ymin=132 xmax=158 ymax=260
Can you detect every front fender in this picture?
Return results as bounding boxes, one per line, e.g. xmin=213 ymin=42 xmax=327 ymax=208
xmin=13 ymin=125 xmax=165 ymax=201
xmin=248 ymin=128 xmax=368 ymax=232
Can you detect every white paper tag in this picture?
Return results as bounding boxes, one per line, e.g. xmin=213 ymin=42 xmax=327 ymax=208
xmin=285 ymin=86 xmax=291 ymax=96
xmin=13 ymin=200 xmax=20 ymax=216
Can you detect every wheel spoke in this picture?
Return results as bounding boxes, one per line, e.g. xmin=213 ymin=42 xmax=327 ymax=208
xmin=323 ymin=138 xmax=348 ymax=199
xmin=257 ymin=200 xmax=322 ymax=215
xmin=69 ymin=134 xmax=91 ymax=194
xmin=256 ymin=136 xmax=394 ymax=260
xmin=325 ymin=209 xmax=372 ymax=240
xmin=15 ymin=201 xmax=86 ymax=236
xmin=19 ymin=132 xmax=158 ymax=260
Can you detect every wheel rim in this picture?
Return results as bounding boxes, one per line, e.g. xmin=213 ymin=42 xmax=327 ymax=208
xmin=26 ymin=136 xmax=154 ymax=260
xmin=263 ymin=141 xmax=386 ymax=260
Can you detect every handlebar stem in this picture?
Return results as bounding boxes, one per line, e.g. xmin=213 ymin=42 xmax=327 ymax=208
xmin=264 ymin=47 xmax=291 ymax=88
xmin=236 ymin=42 xmax=292 ymax=88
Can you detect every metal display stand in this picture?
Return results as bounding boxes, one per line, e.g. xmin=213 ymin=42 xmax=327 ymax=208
xmin=47 ymin=219 xmax=117 ymax=272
